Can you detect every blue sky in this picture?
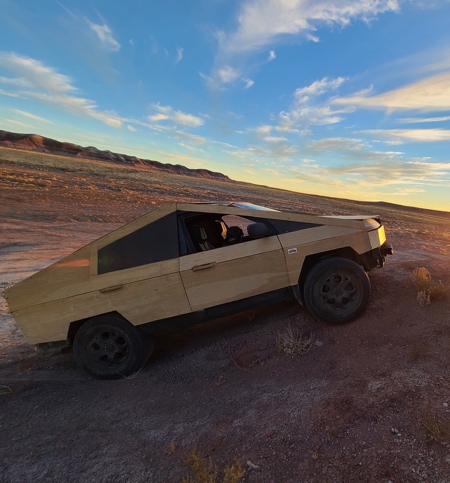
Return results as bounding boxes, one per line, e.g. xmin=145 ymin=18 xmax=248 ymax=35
xmin=1 ymin=0 xmax=450 ymax=211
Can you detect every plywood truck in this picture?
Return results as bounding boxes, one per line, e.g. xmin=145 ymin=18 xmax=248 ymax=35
xmin=4 ymin=202 xmax=393 ymax=379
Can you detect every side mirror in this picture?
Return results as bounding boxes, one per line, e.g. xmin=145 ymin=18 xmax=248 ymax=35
xmin=247 ymin=223 xmax=273 ymax=239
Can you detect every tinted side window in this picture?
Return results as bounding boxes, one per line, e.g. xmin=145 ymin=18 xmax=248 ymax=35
xmin=98 ymin=212 xmax=178 ymax=274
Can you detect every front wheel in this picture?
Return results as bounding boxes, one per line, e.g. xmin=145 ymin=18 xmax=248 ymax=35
xmin=73 ymin=314 xmax=153 ymax=379
xmin=303 ymin=257 xmax=371 ymax=324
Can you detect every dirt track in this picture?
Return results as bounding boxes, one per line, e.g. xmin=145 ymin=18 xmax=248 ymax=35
xmin=1 ymin=148 xmax=450 ymax=482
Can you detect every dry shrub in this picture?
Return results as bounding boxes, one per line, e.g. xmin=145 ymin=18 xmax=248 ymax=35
xmin=223 ymin=463 xmax=246 ymax=483
xmin=422 ymin=402 xmax=450 ymax=445
xmin=183 ymin=449 xmax=245 ymax=483
xmin=183 ymin=449 xmax=217 ymax=483
xmin=416 ymin=290 xmax=431 ymax=308
xmin=276 ymin=325 xmax=313 ymax=356
xmin=412 ymin=267 xmax=448 ymax=306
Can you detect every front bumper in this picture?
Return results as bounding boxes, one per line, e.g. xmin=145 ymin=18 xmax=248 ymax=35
xmin=375 ymin=241 xmax=394 ymax=268
xmin=381 ymin=241 xmax=394 ymax=256
xmin=362 ymin=241 xmax=394 ymax=270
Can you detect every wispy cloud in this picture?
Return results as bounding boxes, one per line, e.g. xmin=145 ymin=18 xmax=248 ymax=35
xmin=253 ymin=124 xmax=286 ymax=142
xmin=217 ymin=65 xmax=241 ymax=84
xmin=294 ymin=77 xmax=346 ymax=104
xmin=306 ymin=33 xmax=320 ymax=43
xmin=254 ymin=125 xmax=272 ymax=136
xmin=220 ymin=0 xmax=399 ymax=55
xmin=267 ymin=50 xmax=276 ymax=61
xmin=175 ymin=47 xmax=184 ymax=64
xmin=0 ymin=52 xmax=123 ymax=128
xmin=364 ymin=128 xmax=450 ymax=143
xmin=175 ymin=130 xmax=206 ymax=145
xmin=277 ymin=77 xmax=353 ymax=129
xmin=148 ymin=103 xmax=204 ymax=128
xmin=226 ymin=141 xmax=300 ymax=162
xmin=303 ymin=136 xmax=450 ymax=187
xmin=307 ymin=136 xmax=402 ymax=160
xmin=3 ymin=119 xmax=35 ymax=129
xmin=201 ymin=67 xmax=255 ymax=90
xmin=0 ymin=88 xmax=25 ymax=99
xmin=11 ymin=108 xmax=54 ymax=124
xmin=334 ymin=72 xmax=450 ymax=112
xmin=397 ymin=115 xmax=450 ymax=124
xmin=207 ymin=0 xmax=400 ymax=89
xmin=264 ymin=135 xmax=288 ymax=143
xmin=87 ymin=21 xmax=121 ymax=52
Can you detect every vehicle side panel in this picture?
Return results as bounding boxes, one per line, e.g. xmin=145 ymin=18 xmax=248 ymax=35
xmin=12 ymin=269 xmax=190 ymax=343
xmin=180 ymin=237 xmax=289 ymax=311
xmin=5 ymin=204 xmax=178 ymax=312
xmin=279 ymin=226 xmax=381 ymax=285
xmin=5 ymin=250 xmax=92 ymax=312
xmin=4 ymin=203 xmax=191 ymax=344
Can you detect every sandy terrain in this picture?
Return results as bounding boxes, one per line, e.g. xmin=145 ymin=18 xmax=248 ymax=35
xmin=1 ymin=147 xmax=450 ymax=482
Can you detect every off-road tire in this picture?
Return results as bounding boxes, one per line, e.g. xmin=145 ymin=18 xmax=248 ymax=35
xmin=73 ymin=314 xmax=153 ymax=379
xmin=303 ymin=257 xmax=371 ymax=324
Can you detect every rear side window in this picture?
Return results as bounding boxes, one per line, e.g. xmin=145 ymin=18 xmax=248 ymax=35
xmin=97 ymin=213 xmax=178 ymax=274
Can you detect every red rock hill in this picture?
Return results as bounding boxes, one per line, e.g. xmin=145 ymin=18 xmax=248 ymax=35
xmin=0 ymin=130 xmax=231 ymax=182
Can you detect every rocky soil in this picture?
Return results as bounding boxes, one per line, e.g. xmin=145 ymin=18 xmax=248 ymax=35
xmin=1 ymin=147 xmax=449 ymax=482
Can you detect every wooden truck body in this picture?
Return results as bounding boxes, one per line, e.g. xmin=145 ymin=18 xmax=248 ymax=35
xmin=4 ymin=202 xmax=393 ymax=378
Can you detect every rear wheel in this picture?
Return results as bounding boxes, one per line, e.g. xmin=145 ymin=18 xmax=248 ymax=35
xmin=73 ymin=314 xmax=153 ymax=379
xmin=303 ymin=257 xmax=371 ymax=324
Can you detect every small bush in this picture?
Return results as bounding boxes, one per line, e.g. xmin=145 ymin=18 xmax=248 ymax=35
xmin=183 ymin=449 xmax=245 ymax=483
xmin=412 ymin=267 xmax=448 ymax=306
xmin=422 ymin=402 xmax=450 ymax=445
xmin=183 ymin=449 xmax=217 ymax=483
xmin=276 ymin=325 xmax=313 ymax=356
xmin=416 ymin=290 xmax=431 ymax=308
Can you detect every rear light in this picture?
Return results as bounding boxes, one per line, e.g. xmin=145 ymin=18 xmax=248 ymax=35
xmin=363 ymin=218 xmax=381 ymax=231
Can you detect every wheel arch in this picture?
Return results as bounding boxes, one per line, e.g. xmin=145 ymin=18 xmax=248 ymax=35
xmin=67 ymin=311 xmax=128 ymax=345
xmin=298 ymin=247 xmax=361 ymax=298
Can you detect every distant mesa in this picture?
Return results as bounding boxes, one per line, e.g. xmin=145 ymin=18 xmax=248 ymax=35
xmin=0 ymin=130 xmax=231 ymax=182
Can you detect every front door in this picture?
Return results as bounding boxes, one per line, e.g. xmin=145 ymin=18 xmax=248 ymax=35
xmin=179 ymin=221 xmax=289 ymax=312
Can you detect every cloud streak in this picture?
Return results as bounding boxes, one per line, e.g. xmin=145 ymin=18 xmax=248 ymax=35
xmin=221 ymin=0 xmax=399 ymax=55
xmin=148 ymin=103 xmax=204 ymax=128
xmin=208 ymin=0 xmax=400 ymax=89
xmin=0 ymin=52 xmax=123 ymax=127
xmin=87 ymin=21 xmax=121 ymax=52
xmin=364 ymin=128 xmax=450 ymax=143
xmin=276 ymin=77 xmax=353 ymax=130
xmin=334 ymin=72 xmax=450 ymax=112
xmin=303 ymin=136 xmax=450 ymax=187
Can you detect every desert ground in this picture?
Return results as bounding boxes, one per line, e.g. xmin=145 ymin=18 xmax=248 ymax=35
xmin=1 ymin=146 xmax=450 ymax=482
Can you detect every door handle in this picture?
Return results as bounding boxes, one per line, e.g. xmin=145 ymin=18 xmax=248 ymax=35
xmin=100 ymin=284 xmax=123 ymax=293
xmin=192 ymin=262 xmax=216 ymax=271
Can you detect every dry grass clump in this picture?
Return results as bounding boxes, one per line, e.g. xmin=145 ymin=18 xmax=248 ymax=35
xmin=422 ymin=402 xmax=450 ymax=445
xmin=276 ymin=325 xmax=313 ymax=356
xmin=183 ymin=449 xmax=245 ymax=483
xmin=412 ymin=267 xmax=448 ymax=307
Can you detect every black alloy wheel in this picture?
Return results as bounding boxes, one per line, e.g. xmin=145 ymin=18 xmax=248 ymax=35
xmin=303 ymin=257 xmax=371 ymax=324
xmin=73 ymin=314 xmax=153 ymax=379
